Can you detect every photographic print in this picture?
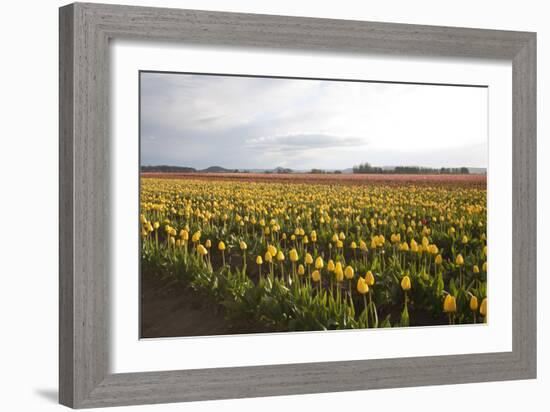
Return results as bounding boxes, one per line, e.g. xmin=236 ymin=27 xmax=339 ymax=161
xmin=139 ymin=71 xmax=488 ymax=338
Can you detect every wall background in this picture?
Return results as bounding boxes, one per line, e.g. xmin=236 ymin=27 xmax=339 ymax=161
xmin=0 ymin=0 xmax=546 ymax=410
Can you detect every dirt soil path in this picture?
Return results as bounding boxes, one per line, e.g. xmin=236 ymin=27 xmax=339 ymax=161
xmin=140 ymin=273 xmax=273 ymax=338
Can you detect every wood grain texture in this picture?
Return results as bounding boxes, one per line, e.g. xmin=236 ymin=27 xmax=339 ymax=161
xmin=59 ymin=2 xmax=537 ymax=408
xmin=59 ymin=4 xmax=74 ymax=406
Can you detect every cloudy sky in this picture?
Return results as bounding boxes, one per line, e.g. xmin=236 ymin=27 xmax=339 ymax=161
xmin=140 ymin=72 xmax=487 ymax=170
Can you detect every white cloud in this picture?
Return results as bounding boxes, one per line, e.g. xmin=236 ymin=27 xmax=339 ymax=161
xmin=140 ymin=72 xmax=487 ymax=169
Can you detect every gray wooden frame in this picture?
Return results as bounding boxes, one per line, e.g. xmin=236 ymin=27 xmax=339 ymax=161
xmin=59 ymin=2 xmax=536 ymax=408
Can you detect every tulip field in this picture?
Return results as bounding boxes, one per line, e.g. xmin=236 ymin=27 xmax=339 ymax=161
xmin=140 ymin=174 xmax=487 ymax=335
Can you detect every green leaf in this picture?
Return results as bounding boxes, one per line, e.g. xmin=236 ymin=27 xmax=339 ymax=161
xmin=400 ymin=304 xmax=410 ymax=327
xmin=449 ymin=278 xmax=458 ymax=296
xmin=380 ymin=314 xmax=392 ymax=328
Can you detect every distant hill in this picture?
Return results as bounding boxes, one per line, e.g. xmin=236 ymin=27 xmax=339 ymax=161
xmin=200 ymin=166 xmax=235 ymax=173
xmin=141 ymin=165 xmax=196 ymax=173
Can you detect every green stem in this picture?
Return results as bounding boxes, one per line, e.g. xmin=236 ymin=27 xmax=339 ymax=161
xmin=363 ymin=294 xmax=369 ymax=328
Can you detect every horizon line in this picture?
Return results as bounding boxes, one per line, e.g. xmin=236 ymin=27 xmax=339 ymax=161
xmin=140 ymin=164 xmax=487 ymax=170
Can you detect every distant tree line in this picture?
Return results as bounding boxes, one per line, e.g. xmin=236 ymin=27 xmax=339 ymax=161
xmin=264 ymin=167 xmax=293 ymax=174
xmin=310 ymin=169 xmax=343 ymax=174
xmin=352 ymin=162 xmax=470 ymax=175
xmin=141 ymin=165 xmax=196 ymax=173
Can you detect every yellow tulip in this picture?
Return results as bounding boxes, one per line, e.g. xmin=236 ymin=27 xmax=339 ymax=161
xmin=304 ymin=253 xmax=313 ymax=265
xmin=344 ymin=266 xmax=354 ymax=279
xmin=435 ymin=254 xmax=443 ymax=265
xmin=401 ymin=275 xmax=411 ymax=291
xmin=443 ymin=295 xmax=457 ymax=313
xmin=197 ymin=244 xmax=207 ymax=256
xmin=268 ymin=245 xmax=277 ymax=257
xmin=276 ymin=251 xmax=285 ymax=261
xmin=218 ymin=241 xmax=226 ymax=251
xmin=311 ymin=270 xmax=321 ymax=283
xmin=473 ymin=265 xmax=480 ymax=274
xmin=470 ymin=295 xmax=479 ymax=311
xmin=192 ymin=230 xmax=201 ymax=243
xmin=365 ymin=270 xmax=375 ymax=286
xmin=289 ymin=248 xmax=299 ymax=262
xmin=357 ymin=277 xmax=369 ymax=294
xmin=370 ymin=238 xmax=378 ymax=249
xmin=297 ymin=264 xmax=305 ymax=276
xmin=264 ymin=251 xmax=272 ymax=263
xmin=480 ymin=298 xmax=487 ymax=317
xmin=256 ymin=256 xmax=263 ymax=265
xmin=327 ymin=259 xmax=335 ymax=272
xmin=315 ymin=256 xmax=324 ymax=270
xmin=239 ymin=240 xmax=247 ymax=251
xmin=205 ymin=239 xmax=211 ymax=248
xmin=455 ymin=254 xmax=464 ymax=265
xmin=334 ymin=262 xmax=344 ymax=282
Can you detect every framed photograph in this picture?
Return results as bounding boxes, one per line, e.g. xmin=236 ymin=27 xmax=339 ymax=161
xmin=59 ymin=2 xmax=536 ymax=408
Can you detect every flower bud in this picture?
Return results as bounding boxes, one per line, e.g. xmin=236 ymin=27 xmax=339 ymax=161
xmin=470 ymin=295 xmax=479 ymax=311
xmin=443 ymin=294 xmax=457 ymax=313
xmin=357 ymin=277 xmax=369 ymax=294
xmin=365 ymin=271 xmax=375 ymax=286
xmin=480 ymin=298 xmax=487 ymax=317
xmin=401 ymin=275 xmax=411 ymax=291
xmin=311 ymin=270 xmax=321 ymax=282
xmin=315 ymin=256 xmax=324 ymax=270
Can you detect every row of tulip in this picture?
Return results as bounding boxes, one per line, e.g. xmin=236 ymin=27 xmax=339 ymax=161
xmin=140 ymin=177 xmax=488 ymax=330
